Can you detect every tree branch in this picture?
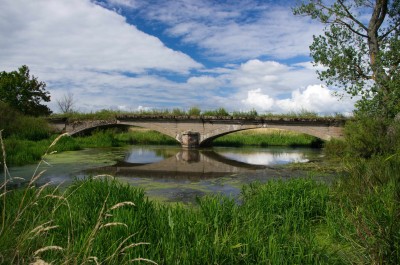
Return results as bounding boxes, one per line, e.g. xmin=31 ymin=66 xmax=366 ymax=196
xmin=369 ymin=0 xmax=388 ymax=33
xmin=379 ymin=20 xmax=400 ymax=41
xmin=337 ymin=0 xmax=368 ymax=31
xmin=334 ymin=19 xmax=369 ymax=38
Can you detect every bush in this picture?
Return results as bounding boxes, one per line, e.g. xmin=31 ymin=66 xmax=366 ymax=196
xmin=344 ymin=115 xmax=400 ymax=157
xmin=323 ymin=139 xmax=347 ymax=157
xmin=202 ymin=108 xmax=230 ymax=117
xmin=187 ymin=106 xmax=201 ymax=116
xmin=327 ymin=156 xmax=400 ymax=264
xmin=0 ymin=101 xmax=51 ymax=140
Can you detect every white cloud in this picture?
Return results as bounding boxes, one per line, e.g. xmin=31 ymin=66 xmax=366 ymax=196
xmin=0 ymin=0 xmax=355 ymax=115
xmin=242 ymin=88 xmax=275 ymax=111
xmin=239 ymin=85 xmax=355 ymax=115
xmin=0 ymin=0 xmax=201 ymax=74
xmin=276 ymin=85 xmax=355 ymax=114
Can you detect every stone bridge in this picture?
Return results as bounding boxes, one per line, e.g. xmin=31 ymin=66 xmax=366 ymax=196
xmin=49 ymin=115 xmax=346 ymax=148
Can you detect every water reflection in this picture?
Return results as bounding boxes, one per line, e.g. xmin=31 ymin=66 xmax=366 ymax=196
xmin=216 ymin=149 xmax=309 ymax=165
xmin=86 ymin=147 xmax=316 ymax=179
xmin=124 ymin=147 xmax=174 ymax=163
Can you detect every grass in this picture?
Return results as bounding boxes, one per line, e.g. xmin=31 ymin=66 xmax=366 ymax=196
xmin=1 ymin=174 xmax=338 ymax=264
xmin=50 ymin=108 xmax=348 ymax=121
xmin=213 ymin=128 xmax=323 ymax=147
xmin=5 ymin=168 xmax=395 ymax=264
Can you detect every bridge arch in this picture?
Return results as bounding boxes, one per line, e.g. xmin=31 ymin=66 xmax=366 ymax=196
xmin=53 ymin=117 xmax=344 ymax=148
xmin=199 ymin=127 xmax=325 ymax=147
xmin=65 ymin=121 xmax=181 ymax=145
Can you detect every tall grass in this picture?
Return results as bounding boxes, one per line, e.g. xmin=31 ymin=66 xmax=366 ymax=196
xmin=2 ymin=174 xmax=341 ymax=264
xmin=326 ymin=156 xmax=400 ymax=264
xmin=0 ymin=133 xmax=155 ymax=264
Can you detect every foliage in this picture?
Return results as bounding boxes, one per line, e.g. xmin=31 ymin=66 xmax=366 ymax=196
xmin=343 ymin=114 xmax=400 ymax=157
xmin=187 ymin=106 xmax=201 ymax=116
xmin=327 ymin=156 xmax=400 ymax=264
xmin=232 ymin=109 xmax=258 ymax=118
xmin=51 ymin=108 xmax=347 ymax=122
xmin=0 ymin=102 xmax=51 ymax=141
xmin=0 ymin=65 xmax=52 ymax=116
xmin=293 ymin=0 xmax=400 ymax=118
xmin=322 ymin=138 xmax=347 ymax=157
xmin=201 ymin=107 xmax=230 ymax=117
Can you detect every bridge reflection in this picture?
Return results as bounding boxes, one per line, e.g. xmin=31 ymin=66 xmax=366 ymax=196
xmin=85 ymin=149 xmax=300 ymax=179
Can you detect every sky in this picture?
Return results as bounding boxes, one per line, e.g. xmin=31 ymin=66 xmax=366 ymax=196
xmin=0 ymin=0 xmax=357 ymax=114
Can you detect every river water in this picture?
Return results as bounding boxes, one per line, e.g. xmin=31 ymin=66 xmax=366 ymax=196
xmin=5 ymin=146 xmax=322 ymax=203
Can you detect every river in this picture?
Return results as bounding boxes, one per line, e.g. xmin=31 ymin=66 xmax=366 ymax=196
xmin=5 ymin=145 xmax=323 ymax=203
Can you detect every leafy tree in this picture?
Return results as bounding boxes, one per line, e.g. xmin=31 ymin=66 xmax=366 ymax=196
xmin=0 ymin=65 xmax=52 ymax=116
xmin=293 ymin=0 xmax=400 ymax=118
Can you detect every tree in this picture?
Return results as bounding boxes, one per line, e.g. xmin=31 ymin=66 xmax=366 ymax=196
xmin=293 ymin=0 xmax=400 ymax=118
xmin=0 ymin=65 xmax=52 ymax=116
xmin=57 ymin=92 xmax=75 ymax=114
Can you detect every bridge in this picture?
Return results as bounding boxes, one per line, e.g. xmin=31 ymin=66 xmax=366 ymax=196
xmin=49 ymin=115 xmax=346 ymax=148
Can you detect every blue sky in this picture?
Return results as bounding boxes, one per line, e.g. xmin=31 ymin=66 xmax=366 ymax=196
xmin=0 ymin=0 xmax=356 ymax=114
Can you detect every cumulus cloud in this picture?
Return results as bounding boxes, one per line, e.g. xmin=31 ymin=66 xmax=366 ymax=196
xmin=276 ymin=85 xmax=355 ymax=114
xmin=242 ymin=88 xmax=275 ymax=111
xmin=240 ymin=85 xmax=355 ymax=114
xmin=0 ymin=0 xmax=201 ymax=73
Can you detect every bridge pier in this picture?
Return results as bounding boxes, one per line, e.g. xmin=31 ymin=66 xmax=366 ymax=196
xmin=180 ymin=131 xmax=200 ymax=148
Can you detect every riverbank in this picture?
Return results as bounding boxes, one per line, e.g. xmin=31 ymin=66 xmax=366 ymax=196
xmin=1 ymin=155 xmax=398 ymax=264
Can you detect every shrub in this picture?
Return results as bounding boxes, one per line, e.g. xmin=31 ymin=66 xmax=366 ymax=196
xmin=202 ymin=108 xmax=230 ymax=117
xmin=0 ymin=101 xmax=51 ymax=140
xmin=187 ymin=106 xmax=201 ymax=116
xmin=344 ymin=115 xmax=400 ymax=157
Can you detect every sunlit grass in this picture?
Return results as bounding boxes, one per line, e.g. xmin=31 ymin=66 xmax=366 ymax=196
xmin=213 ymin=128 xmax=323 ymax=147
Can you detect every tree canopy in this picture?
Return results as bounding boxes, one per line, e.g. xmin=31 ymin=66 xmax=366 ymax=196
xmin=294 ymin=0 xmax=400 ymax=118
xmin=0 ymin=65 xmax=52 ymax=116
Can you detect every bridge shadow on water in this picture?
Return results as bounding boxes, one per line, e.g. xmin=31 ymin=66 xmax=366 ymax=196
xmin=84 ymin=149 xmax=276 ymax=179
